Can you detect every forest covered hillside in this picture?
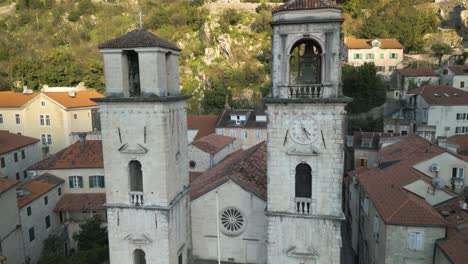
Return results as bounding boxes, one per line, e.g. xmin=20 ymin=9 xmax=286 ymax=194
xmin=0 ymin=0 xmax=466 ymax=113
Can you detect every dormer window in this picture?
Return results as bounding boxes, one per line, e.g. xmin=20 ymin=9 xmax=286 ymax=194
xmin=371 ymin=39 xmax=381 ymax=48
xmin=124 ymin=50 xmax=141 ymax=97
xmin=361 ymin=139 xmax=372 ymax=148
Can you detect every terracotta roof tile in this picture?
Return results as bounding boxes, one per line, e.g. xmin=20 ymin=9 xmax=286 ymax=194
xmin=190 ymin=141 xmax=267 ymax=200
xmin=54 ymin=193 xmax=106 ymax=212
xmin=18 ymin=173 xmax=64 ymax=208
xmin=0 ymin=91 xmax=39 ymax=108
xmin=0 ymin=130 xmax=39 ymax=154
xmin=350 ymin=136 xmax=451 ymax=226
xmin=0 ymin=176 xmax=19 ymax=194
xmin=434 ymin=197 xmax=468 ymax=264
xmin=448 ymin=65 xmax=468 ymax=76
xmin=447 ymin=135 xmax=468 ymax=156
xmin=344 ymin=37 xmax=404 ymax=49
xmin=407 ymin=85 xmax=468 ymax=106
xmin=98 ymin=28 xmax=181 ymax=51
xmin=43 ymin=91 xmax=104 ymax=108
xmin=396 ymin=68 xmax=438 ymax=77
xmin=272 ymin=0 xmax=340 ymax=13
xmin=29 ymin=140 xmax=103 ymax=170
xmin=187 ymin=115 xmax=218 ymax=140
xmin=191 ymin=134 xmax=236 ymax=154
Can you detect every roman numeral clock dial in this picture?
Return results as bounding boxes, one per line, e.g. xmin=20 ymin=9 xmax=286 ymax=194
xmin=289 ymin=116 xmax=320 ymax=145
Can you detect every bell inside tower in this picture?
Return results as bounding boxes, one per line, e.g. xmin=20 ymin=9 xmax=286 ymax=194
xmin=289 ymin=39 xmax=322 ymax=85
xmin=124 ymin=50 xmax=141 ymax=97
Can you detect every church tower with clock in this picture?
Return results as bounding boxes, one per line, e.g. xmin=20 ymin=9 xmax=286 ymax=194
xmin=94 ymin=29 xmax=191 ymax=264
xmin=265 ymin=1 xmax=350 ymax=264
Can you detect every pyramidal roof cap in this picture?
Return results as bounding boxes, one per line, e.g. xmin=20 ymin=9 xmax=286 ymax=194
xmin=98 ymin=28 xmax=181 ymax=51
xmin=272 ymin=0 xmax=340 ymax=14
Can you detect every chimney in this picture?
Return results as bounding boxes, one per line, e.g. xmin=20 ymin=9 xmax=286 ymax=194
xmin=68 ymin=89 xmax=76 ymax=98
xmin=78 ymin=133 xmax=87 ymax=145
xmin=22 ymin=86 xmax=33 ymax=94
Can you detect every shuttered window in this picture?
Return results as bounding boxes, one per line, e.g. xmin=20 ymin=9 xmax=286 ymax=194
xmin=89 ymin=175 xmax=105 ymax=188
xmin=407 ymin=231 xmax=423 ymax=250
xmin=69 ymin=176 xmax=83 ymax=188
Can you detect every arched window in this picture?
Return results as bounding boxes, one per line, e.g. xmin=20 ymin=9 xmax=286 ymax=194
xmin=289 ymin=39 xmax=322 ymax=85
xmin=133 ymin=249 xmax=146 ymax=264
xmin=129 ymin=161 xmax=143 ymax=192
xmin=295 ymin=163 xmax=312 ymax=198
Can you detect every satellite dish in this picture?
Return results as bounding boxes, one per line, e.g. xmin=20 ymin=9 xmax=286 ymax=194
xmin=431 ymin=177 xmax=446 ymax=189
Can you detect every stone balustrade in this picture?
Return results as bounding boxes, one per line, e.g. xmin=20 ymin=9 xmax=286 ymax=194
xmin=130 ymin=191 xmax=144 ymax=206
xmin=278 ymin=84 xmax=335 ymax=99
xmin=295 ymin=197 xmax=312 ymax=214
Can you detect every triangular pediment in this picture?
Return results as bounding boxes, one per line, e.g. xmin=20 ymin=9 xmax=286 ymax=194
xmin=286 ymin=246 xmax=320 ymax=259
xmin=286 ymin=144 xmax=320 ymax=156
xmin=124 ymin=233 xmax=153 ymax=245
xmin=118 ymin=143 xmax=148 ymax=154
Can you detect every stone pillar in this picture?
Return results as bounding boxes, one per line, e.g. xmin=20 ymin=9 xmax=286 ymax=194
xmin=137 ymin=50 xmax=161 ymax=96
xmin=102 ymin=51 xmax=129 ymax=97
xmin=166 ymin=53 xmax=179 ymax=96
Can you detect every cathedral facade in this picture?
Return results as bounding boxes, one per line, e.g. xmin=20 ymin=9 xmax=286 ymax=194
xmin=95 ymin=1 xmax=348 ymax=263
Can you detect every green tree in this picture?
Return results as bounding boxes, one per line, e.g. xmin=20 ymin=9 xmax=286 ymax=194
xmin=342 ymin=63 xmax=385 ymax=114
xmin=431 ymin=42 xmax=452 ymax=66
xmin=202 ymin=82 xmax=231 ymax=114
xmin=73 ymin=216 xmax=108 ymax=251
xmin=39 ymin=49 xmax=82 ymax=87
xmin=83 ymin=60 xmax=105 ymax=93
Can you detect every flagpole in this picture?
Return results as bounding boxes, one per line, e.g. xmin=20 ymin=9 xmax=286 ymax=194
xmin=216 ymin=191 xmax=221 ymax=264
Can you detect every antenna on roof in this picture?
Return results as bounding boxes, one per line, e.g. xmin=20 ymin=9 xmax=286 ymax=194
xmin=139 ymin=10 xmax=143 ymax=29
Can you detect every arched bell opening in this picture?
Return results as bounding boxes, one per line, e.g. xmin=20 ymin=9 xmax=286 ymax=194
xmin=289 ymin=39 xmax=322 ymax=85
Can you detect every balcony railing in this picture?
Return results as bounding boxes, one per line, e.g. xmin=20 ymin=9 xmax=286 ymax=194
xmin=295 ymin=197 xmax=312 ymax=214
xmin=279 ymin=84 xmax=327 ymax=99
xmin=130 ymin=191 xmax=144 ymax=206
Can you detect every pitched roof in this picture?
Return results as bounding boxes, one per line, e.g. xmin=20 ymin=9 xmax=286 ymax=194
xmin=191 ymin=134 xmax=236 ymax=154
xmin=396 ymin=68 xmax=438 ymax=77
xmin=43 ymin=91 xmax=104 ymax=108
xmin=407 ymin=85 xmax=468 ymax=106
xmin=0 ymin=176 xmax=19 ymax=194
xmin=54 ymin=193 xmax=106 ymax=212
xmin=187 ymin=115 xmax=218 ymax=141
xmin=0 ymin=91 xmax=39 ymax=108
xmin=447 ymin=134 xmax=468 ymax=156
xmin=353 ymin=131 xmax=402 ymax=150
xmin=98 ymin=28 xmax=181 ymax=51
xmin=216 ymin=109 xmax=267 ymax=129
xmin=434 ymin=197 xmax=468 ymax=264
xmin=350 ymin=136 xmax=451 ymax=226
xmin=448 ymin=65 xmax=468 ymax=75
xmin=190 ymin=141 xmax=267 ymax=201
xmin=0 ymin=130 xmax=40 ymax=154
xmin=344 ymin=37 xmax=404 ymax=49
xmin=29 ymin=140 xmax=103 ymax=170
xmin=272 ymin=0 xmax=340 ymax=14
xmin=17 ymin=173 xmax=64 ymax=208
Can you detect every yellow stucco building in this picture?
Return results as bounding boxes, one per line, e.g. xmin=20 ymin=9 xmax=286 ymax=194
xmin=0 ymin=88 xmax=103 ymax=153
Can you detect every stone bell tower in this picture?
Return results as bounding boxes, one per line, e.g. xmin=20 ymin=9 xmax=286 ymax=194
xmin=265 ymin=1 xmax=350 ymax=264
xmin=94 ymin=29 xmax=191 ymax=264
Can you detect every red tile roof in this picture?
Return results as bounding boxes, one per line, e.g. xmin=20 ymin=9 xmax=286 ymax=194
xmin=407 ymin=85 xmax=468 ymax=106
xmin=447 ymin=135 xmax=468 ymax=153
xmin=18 ymin=173 xmax=63 ymax=208
xmin=29 ymin=140 xmax=103 ymax=170
xmin=0 ymin=176 xmax=19 ymax=194
xmin=448 ymin=65 xmax=468 ymax=76
xmin=190 ymin=141 xmax=267 ymax=201
xmin=187 ymin=115 xmax=218 ymax=141
xmin=345 ymin=37 xmax=404 ymax=49
xmin=191 ymin=134 xmax=236 ymax=154
xmin=43 ymin=91 xmax=104 ymax=108
xmin=396 ymin=68 xmax=438 ymax=77
xmin=0 ymin=91 xmax=39 ymax=108
xmin=54 ymin=193 xmax=106 ymax=212
xmin=350 ymin=136 xmax=452 ymax=226
xmin=0 ymin=130 xmax=40 ymax=154
xmin=434 ymin=197 xmax=468 ymax=264
xmin=272 ymin=0 xmax=340 ymax=13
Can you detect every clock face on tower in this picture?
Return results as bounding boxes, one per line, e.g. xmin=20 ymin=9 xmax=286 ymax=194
xmin=290 ymin=116 xmax=320 ymax=145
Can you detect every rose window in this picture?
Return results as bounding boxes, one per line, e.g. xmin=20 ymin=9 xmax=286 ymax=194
xmin=220 ymin=207 xmax=247 ymax=236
